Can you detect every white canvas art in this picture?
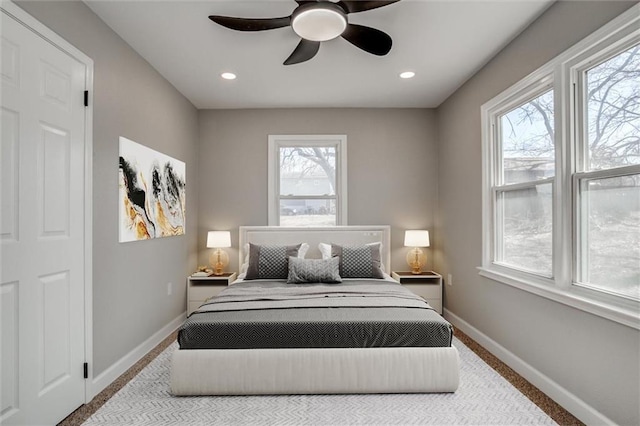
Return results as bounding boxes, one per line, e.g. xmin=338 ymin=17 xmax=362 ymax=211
xmin=118 ymin=137 xmax=186 ymax=242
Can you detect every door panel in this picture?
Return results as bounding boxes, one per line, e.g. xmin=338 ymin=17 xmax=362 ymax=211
xmin=1 ymin=7 xmax=87 ymax=425
xmin=39 ymin=271 xmax=71 ymax=395
xmin=0 ymin=36 xmax=20 ymax=87
xmin=0 ymin=282 xmax=19 ymax=419
xmin=38 ymin=123 xmax=70 ymax=237
xmin=1 ymin=108 xmax=19 ymax=241
xmin=40 ymin=61 xmax=72 ymax=111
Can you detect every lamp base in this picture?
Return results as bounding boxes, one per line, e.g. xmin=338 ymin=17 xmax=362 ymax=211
xmin=213 ymin=264 xmax=224 ymax=276
xmin=209 ymin=249 xmax=229 ymax=276
xmin=406 ymin=247 xmax=426 ymax=275
xmin=410 ymin=265 xmax=423 ymax=275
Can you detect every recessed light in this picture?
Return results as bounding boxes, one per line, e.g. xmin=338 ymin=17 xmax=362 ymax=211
xmin=400 ymin=71 xmax=415 ymax=79
xmin=221 ymin=72 xmax=236 ymax=80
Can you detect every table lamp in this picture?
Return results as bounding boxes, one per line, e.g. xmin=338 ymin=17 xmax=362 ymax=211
xmin=207 ymin=231 xmax=231 ymax=275
xmin=404 ymin=230 xmax=430 ymax=274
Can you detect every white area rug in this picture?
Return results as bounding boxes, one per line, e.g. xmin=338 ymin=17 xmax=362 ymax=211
xmin=83 ymin=338 xmax=556 ymax=425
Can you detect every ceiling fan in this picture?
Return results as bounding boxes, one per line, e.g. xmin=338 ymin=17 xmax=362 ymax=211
xmin=209 ymin=0 xmax=400 ymax=65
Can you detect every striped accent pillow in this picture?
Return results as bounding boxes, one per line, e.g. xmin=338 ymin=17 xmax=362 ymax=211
xmin=287 ymin=256 xmax=342 ymax=284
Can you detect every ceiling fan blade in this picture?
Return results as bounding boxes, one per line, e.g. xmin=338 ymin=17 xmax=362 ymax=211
xmin=208 ymin=15 xmax=291 ymax=31
xmin=341 ymin=23 xmax=392 ymax=56
xmin=337 ymin=1 xmax=400 ymax=14
xmin=284 ymin=39 xmax=321 ymax=65
xmin=295 ymin=0 xmax=318 ymax=4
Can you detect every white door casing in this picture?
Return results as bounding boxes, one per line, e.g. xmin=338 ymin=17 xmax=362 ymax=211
xmin=1 ymin=3 xmax=93 ymax=425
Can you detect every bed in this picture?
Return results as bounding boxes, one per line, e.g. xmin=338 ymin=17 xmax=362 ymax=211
xmin=170 ymin=226 xmax=459 ymax=395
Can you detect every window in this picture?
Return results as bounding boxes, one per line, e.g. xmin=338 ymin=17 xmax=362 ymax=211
xmin=268 ymin=135 xmax=347 ymax=226
xmin=481 ymin=6 xmax=639 ymax=328
xmin=574 ymin=42 xmax=640 ymax=300
xmin=495 ymin=88 xmax=555 ymax=276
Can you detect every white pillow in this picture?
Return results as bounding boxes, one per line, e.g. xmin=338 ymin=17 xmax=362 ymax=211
xmin=318 ymin=242 xmax=332 ymax=260
xmin=318 ymin=242 xmax=386 ymax=272
xmin=238 ymin=242 xmax=309 ymax=279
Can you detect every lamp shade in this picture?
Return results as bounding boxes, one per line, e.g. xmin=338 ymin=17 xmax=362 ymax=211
xmin=207 ymin=231 xmax=231 ymax=248
xmin=404 ymin=230 xmax=430 ymax=247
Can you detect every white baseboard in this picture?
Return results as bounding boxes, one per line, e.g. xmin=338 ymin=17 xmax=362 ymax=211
xmin=87 ymin=312 xmax=186 ymax=400
xmin=444 ymin=309 xmax=615 ymax=426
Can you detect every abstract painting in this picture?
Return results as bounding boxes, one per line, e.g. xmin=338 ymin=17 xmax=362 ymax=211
xmin=118 ymin=137 xmax=186 ymax=242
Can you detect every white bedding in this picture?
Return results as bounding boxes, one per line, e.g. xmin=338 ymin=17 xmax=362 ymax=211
xmin=171 ymin=346 xmax=460 ymax=395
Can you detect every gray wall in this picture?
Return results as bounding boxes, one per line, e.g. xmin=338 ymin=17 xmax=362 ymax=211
xmin=16 ymin=1 xmax=199 ymax=376
xmin=14 ymin=1 xmax=638 ymax=423
xmin=435 ymin=2 xmax=639 ymax=425
xmin=197 ymin=108 xmax=437 ymax=272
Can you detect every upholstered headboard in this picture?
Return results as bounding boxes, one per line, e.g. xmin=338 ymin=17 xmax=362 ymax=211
xmin=238 ymin=226 xmax=391 ymax=272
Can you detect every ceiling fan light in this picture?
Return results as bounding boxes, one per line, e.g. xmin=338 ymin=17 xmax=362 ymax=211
xmin=292 ymin=7 xmax=347 ymax=42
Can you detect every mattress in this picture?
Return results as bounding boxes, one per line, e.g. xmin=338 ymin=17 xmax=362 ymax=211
xmin=179 ymin=279 xmax=453 ymax=350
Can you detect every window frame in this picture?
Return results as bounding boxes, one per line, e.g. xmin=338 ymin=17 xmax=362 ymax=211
xmin=570 ymin=37 xmax=640 ymax=300
xmin=268 ymin=135 xmax=348 ymax=226
xmin=490 ymin=82 xmax=556 ymax=278
xmin=480 ymin=5 xmax=640 ymax=329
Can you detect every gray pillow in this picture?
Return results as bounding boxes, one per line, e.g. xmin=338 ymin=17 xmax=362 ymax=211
xmin=331 ymin=243 xmax=385 ymax=279
xmin=245 ymin=243 xmax=302 ymax=280
xmin=287 ymin=256 xmax=342 ymax=284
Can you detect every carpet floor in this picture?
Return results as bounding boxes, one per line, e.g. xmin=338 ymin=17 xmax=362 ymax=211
xmin=79 ymin=336 xmax=562 ymax=425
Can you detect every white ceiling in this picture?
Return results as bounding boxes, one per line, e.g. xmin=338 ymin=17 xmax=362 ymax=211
xmin=84 ymin=0 xmax=554 ymax=109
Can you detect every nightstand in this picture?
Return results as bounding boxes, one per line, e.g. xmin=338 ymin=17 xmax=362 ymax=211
xmin=187 ymin=272 xmax=237 ymax=315
xmin=391 ymin=271 xmax=443 ymax=314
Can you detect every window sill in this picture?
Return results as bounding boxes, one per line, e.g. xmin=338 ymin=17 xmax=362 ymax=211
xmin=478 ymin=266 xmax=640 ymax=330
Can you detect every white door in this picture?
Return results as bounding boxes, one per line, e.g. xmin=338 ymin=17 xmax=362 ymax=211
xmin=1 ymin=6 xmax=89 ymax=425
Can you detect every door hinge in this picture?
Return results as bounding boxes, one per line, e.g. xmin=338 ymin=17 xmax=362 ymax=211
xmin=84 ymin=90 xmax=89 ymax=107
xmin=83 ymin=362 xmax=88 ymax=379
